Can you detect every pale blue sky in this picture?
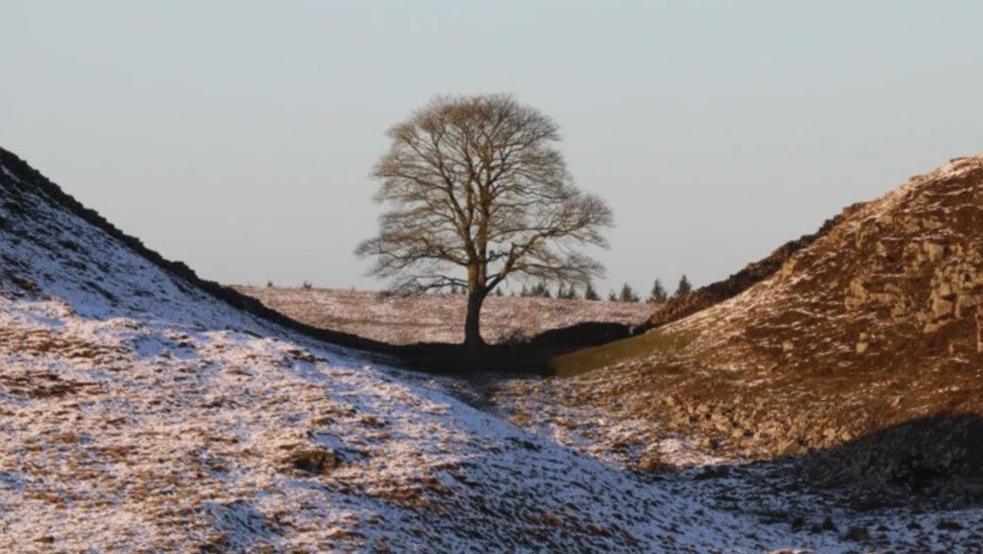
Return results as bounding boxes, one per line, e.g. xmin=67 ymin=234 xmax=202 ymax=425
xmin=2 ymin=1 xmax=981 ymax=294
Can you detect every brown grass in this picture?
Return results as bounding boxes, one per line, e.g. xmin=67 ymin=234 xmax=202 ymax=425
xmin=235 ymin=286 xmax=652 ymax=345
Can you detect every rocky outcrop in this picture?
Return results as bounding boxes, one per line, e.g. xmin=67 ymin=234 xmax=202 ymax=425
xmin=732 ymin=157 xmax=983 ymax=372
xmin=558 ymin=155 xmax=983 ymax=503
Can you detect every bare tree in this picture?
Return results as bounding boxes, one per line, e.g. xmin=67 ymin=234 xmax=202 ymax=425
xmin=357 ymin=94 xmax=613 ymax=347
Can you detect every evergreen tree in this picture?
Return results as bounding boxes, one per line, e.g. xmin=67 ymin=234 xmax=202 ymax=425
xmin=607 ymin=289 xmax=618 ymax=302
xmin=674 ymin=274 xmax=693 ymax=298
xmin=528 ymin=281 xmax=552 ymax=298
xmin=619 ymin=282 xmax=640 ymax=303
xmin=557 ymin=284 xmax=578 ymax=300
xmin=648 ymin=278 xmax=668 ymax=303
xmin=584 ymin=282 xmax=600 ymax=301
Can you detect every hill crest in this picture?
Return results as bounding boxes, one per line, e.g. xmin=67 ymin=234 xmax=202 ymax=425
xmin=550 ymin=155 xmax=983 ymax=503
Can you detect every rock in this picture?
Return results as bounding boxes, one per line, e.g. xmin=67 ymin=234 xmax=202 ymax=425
xmin=956 ymin=294 xmax=981 ymax=317
xmin=932 ymin=297 xmax=954 ymax=319
xmin=284 ymin=445 xmax=339 ymax=474
xmin=360 ymin=415 xmax=386 ymax=428
xmin=937 ymin=520 xmax=963 ymax=531
xmin=694 ymin=466 xmax=730 ymax=480
xmin=923 ymin=241 xmax=945 ymax=261
xmin=637 ymin=451 xmax=664 ymax=473
xmin=978 ymin=307 xmax=983 ymax=352
xmin=842 ymin=526 xmax=870 ymax=541
xmin=585 ymin=522 xmax=607 ymax=536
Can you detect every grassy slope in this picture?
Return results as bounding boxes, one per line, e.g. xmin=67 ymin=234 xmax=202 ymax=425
xmin=549 ymin=326 xmax=695 ymax=377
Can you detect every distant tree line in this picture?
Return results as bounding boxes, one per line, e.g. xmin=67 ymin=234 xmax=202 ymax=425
xmin=600 ymin=274 xmax=692 ymax=303
xmin=446 ymin=274 xmax=694 ymax=303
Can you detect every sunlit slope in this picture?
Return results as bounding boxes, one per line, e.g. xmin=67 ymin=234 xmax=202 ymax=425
xmin=550 ymin=156 xmax=983 ymax=477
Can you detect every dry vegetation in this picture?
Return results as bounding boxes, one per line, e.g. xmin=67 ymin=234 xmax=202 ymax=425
xmin=235 ymin=286 xmax=653 ymax=345
xmin=543 ymin=156 xmax=983 ymax=506
xmin=4 ymin=146 xmax=982 ymax=551
xmin=5 ymin=148 xmax=791 ymax=552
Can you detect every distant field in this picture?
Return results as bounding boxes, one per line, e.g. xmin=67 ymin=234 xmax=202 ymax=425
xmin=235 ymin=286 xmax=654 ymax=345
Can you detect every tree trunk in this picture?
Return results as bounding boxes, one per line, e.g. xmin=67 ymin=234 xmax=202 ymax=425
xmin=464 ymin=289 xmax=487 ymax=348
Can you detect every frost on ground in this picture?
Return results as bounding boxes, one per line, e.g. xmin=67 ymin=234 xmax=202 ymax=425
xmin=461 ymin=374 xmax=983 ymax=553
xmin=0 ymin=152 xmax=846 ymax=552
xmin=236 ymin=285 xmax=652 ymax=345
xmin=2 ymin=149 xmax=981 ymax=552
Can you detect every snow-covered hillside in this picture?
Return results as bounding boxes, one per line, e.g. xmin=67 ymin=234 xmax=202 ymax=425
xmin=2 ymin=148 xmax=978 ymax=552
xmin=0 ymin=152 xmax=802 ymax=551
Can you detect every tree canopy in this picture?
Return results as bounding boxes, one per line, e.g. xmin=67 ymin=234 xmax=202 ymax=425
xmin=357 ymin=94 xmax=612 ymax=346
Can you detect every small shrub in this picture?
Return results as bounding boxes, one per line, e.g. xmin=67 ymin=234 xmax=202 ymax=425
xmin=500 ymin=328 xmax=530 ymax=346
